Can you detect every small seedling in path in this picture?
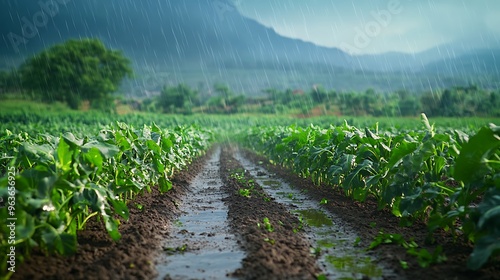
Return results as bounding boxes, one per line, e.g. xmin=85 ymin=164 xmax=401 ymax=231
xmin=400 ymin=260 xmax=409 ymax=269
xmin=369 ymin=231 xmax=446 ymax=268
xmin=294 ymin=214 xmax=305 ymax=233
xmin=263 ymin=217 xmax=274 ymax=232
xmin=407 ymin=246 xmax=447 ymax=268
xmin=354 ymin=237 xmax=362 ymax=247
xmin=163 ymin=244 xmax=188 ymax=254
xmin=238 ymin=188 xmax=251 ymax=197
xmin=264 ymin=238 xmax=275 ymax=245
xmin=310 ymin=247 xmax=321 ymax=257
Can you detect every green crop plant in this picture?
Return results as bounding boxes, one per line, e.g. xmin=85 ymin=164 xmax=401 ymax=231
xmin=258 ymin=217 xmax=274 ymax=233
xmin=238 ymin=188 xmax=251 ymax=198
xmin=239 ymin=115 xmax=499 ymax=269
xmin=0 ymin=121 xmax=213 ymax=278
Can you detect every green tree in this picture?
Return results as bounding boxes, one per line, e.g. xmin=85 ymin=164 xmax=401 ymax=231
xmin=420 ymin=92 xmax=441 ymax=117
xmin=311 ymin=85 xmax=328 ymax=103
xmin=20 ymin=38 xmax=132 ymax=110
xmin=206 ymin=84 xmax=245 ymax=114
xmin=214 ymin=83 xmax=231 ymax=99
xmin=394 ymin=89 xmax=420 ymax=116
xmin=0 ymin=70 xmax=22 ymax=94
xmin=158 ymin=83 xmax=198 ymax=114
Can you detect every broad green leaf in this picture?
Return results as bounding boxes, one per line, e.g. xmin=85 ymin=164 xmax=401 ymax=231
xmin=146 ymin=139 xmax=161 ymax=154
xmin=16 ymin=212 xmax=36 ymax=240
xmin=159 ymin=177 xmax=173 ymax=193
xmin=57 ymin=137 xmax=73 ymax=173
xmin=82 ymin=141 xmax=119 ymax=159
xmin=104 ymin=216 xmax=121 ymax=241
xmin=41 ymin=226 xmax=76 ymax=255
xmin=467 ymin=235 xmax=500 ymax=270
xmin=62 ymin=132 xmax=83 ymax=148
xmin=110 ymin=199 xmax=130 ymax=221
xmin=455 ymin=125 xmax=500 ymax=183
xmin=58 ymin=233 xmax=77 ymax=256
xmin=114 ymin=131 xmax=131 ymax=150
xmin=83 ymin=147 xmax=103 ymax=170
xmin=388 ymin=141 xmax=418 ymax=168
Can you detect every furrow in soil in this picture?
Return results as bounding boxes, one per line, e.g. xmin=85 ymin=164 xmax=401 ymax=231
xmin=220 ymin=145 xmax=322 ymax=280
xmin=155 ymin=147 xmax=245 ymax=280
xmin=233 ymin=148 xmax=401 ymax=280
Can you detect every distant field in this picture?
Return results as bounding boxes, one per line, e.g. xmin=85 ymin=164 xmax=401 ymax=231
xmin=128 ymin=66 xmax=500 ymax=97
xmin=1 ymin=100 xmax=498 ymax=135
xmin=1 ymin=103 xmax=499 ymax=279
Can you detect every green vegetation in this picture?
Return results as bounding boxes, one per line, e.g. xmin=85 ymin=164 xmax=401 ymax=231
xmin=0 ymin=120 xmax=212 ymax=278
xmin=0 ymin=37 xmax=499 ymax=276
xmin=158 ymin=84 xmax=198 ymax=114
xmin=369 ymin=231 xmax=447 ymax=268
xmin=1 ymin=40 xmax=498 ymax=117
xmin=18 ymin=38 xmax=132 ymax=111
xmin=239 ymin=114 xmax=500 ymax=270
xmin=137 ymin=83 xmax=500 ymax=117
xmin=261 ymin=217 xmax=274 ymax=233
xmin=230 ymin=170 xmax=256 ymax=198
xmin=0 ymin=108 xmax=498 ymax=277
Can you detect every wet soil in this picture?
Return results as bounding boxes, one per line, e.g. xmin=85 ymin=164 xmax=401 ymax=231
xmin=11 ymin=145 xmax=500 ymax=280
xmin=156 ymin=147 xmax=245 ymax=280
xmin=12 ymin=152 xmax=210 ymax=280
xmin=219 ymin=146 xmax=322 ymax=280
xmin=233 ymin=150 xmax=398 ymax=279
xmin=239 ymin=148 xmax=500 ymax=280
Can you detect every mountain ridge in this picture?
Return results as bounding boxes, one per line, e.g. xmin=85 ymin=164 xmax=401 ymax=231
xmin=0 ymin=0 xmax=499 ymax=94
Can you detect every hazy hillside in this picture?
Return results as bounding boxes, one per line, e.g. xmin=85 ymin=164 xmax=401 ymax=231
xmin=1 ymin=0 xmax=499 ymax=95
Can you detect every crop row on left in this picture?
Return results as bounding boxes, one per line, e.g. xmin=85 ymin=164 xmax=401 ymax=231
xmin=0 ymin=122 xmax=213 ymax=277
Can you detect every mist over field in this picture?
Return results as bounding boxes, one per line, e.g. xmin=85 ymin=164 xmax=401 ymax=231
xmin=1 ymin=0 xmax=499 ymax=96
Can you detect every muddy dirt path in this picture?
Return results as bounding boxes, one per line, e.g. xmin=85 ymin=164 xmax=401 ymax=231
xmin=233 ymin=149 xmax=398 ymax=279
xmin=11 ymin=145 xmax=500 ymax=280
xmin=155 ymin=147 xmax=244 ymax=279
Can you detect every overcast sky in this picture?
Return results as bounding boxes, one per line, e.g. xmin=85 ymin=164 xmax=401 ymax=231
xmin=236 ymin=0 xmax=500 ymax=54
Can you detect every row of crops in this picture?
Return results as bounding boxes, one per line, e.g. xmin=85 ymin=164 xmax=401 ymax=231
xmin=0 ymin=110 xmax=499 ymax=277
xmin=239 ymin=114 xmax=500 ymax=270
xmin=0 ymin=119 xmax=213 ymax=277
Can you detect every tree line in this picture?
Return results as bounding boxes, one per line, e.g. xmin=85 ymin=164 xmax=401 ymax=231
xmin=134 ymin=83 xmax=499 ymax=117
xmin=1 ymin=38 xmax=132 ymax=112
xmin=1 ymin=38 xmax=498 ymax=117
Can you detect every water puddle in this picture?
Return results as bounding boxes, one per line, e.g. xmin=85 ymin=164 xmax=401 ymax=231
xmin=234 ymin=151 xmax=398 ymax=280
xmin=155 ymin=148 xmax=245 ymax=280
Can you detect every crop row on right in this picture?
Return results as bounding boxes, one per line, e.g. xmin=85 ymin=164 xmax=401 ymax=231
xmin=238 ymin=114 xmax=500 ymax=270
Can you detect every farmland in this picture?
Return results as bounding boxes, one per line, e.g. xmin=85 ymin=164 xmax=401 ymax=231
xmin=0 ymin=110 xmax=499 ymax=279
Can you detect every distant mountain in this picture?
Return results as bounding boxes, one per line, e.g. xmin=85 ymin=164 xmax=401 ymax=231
xmin=350 ymin=43 xmax=500 ymax=75
xmin=423 ymin=49 xmax=500 ymax=76
xmin=0 ymin=0 xmax=498 ymax=93
xmin=0 ymin=0 xmax=349 ymax=69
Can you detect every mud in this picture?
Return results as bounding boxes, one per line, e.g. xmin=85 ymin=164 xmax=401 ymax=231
xmin=234 ymin=150 xmax=398 ymax=279
xmin=12 ymin=152 xmax=210 ymax=280
xmin=11 ymin=145 xmax=500 ymax=280
xmin=156 ymin=147 xmax=244 ymax=280
xmin=239 ymin=148 xmax=500 ymax=280
xmin=219 ymin=145 xmax=322 ymax=280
